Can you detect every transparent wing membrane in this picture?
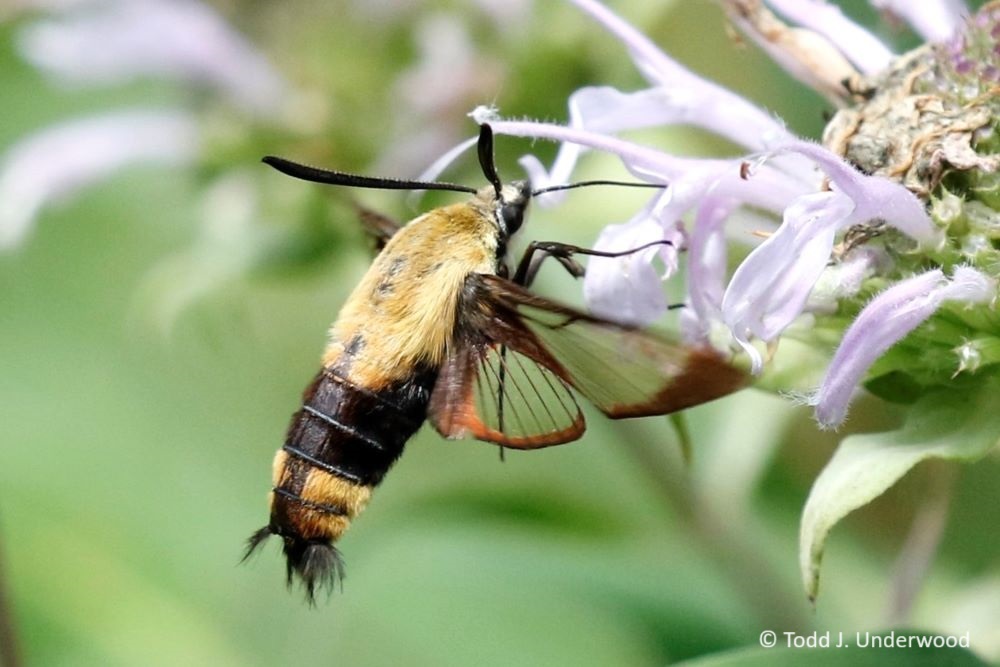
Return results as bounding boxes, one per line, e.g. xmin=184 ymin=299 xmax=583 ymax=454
xmin=431 ymin=341 xmax=585 ymax=448
xmin=429 ymin=273 xmax=746 ymax=448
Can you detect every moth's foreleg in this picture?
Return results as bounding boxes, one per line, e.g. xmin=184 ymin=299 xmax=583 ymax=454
xmin=511 ymin=239 xmax=674 ymax=288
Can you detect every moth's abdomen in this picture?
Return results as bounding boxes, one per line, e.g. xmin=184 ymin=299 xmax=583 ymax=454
xmin=247 ymin=364 xmax=435 ymax=600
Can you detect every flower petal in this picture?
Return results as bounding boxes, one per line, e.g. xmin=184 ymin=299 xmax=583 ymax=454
xmin=0 ymin=109 xmax=199 ymax=249
xmin=869 ymin=0 xmax=968 ymax=43
xmin=683 ymin=196 xmax=736 ymax=342
xmin=515 ymin=80 xmax=796 ymax=201
xmin=488 ymin=119 xmax=809 ymax=210
xmin=583 ymin=194 xmax=682 ymax=325
xmin=568 ymin=82 xmax=791 ymax=153
xmin=566 ymin=0 xmax=791 ymax=140
xmin=768 ymin=139 xmax=942 ymax=246
xmin=721 ymin=191 xmax=854 ymax=373
xmin=17 ymin=0 xmax=289 ymax=117
xmin=811 ymin=267 xmax=996 ymax=428
xmin=766 ymin=0 xmax=895 ymax=74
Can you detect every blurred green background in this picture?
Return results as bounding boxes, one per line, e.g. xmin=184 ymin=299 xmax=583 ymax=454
xmin=0 ymin=1 xmax=997 ymax=665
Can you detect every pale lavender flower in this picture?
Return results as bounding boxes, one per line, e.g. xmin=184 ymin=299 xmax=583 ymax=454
xmin=16 ymin=0 xmax=289 ymax=117
xmin=476 ymin=0 xmax=999 ymax=432
xmin=479 ymin=106 xmax=935 ymax=397
xmin=718 ymin=139 xmax=940 ymax=370
xmin=870 ymin=0 xmax=968 ymax=43
xmin=481 ymin=114 xmax=926 ymax=364
xmin=766 ymin=0 xmax=894 ymax=74
xmin=2 ymin=0 xmax=293 ymax=250
xmin=765 ymin=139 xmax=940 ymax=245
xmin=582 ymin=192 xmax=683 ymax=325
xmin=480 ymin=112 xmax=814 ymax=334
xmin=721 ymin=191 xmax=853 ymax=370
xmin=810 ymin=267 xmax=996 ymax=428
xmin=486 ymin=1 xmax=1000 ymax=608
xmin=0 ymin=110 xmax=198 ymax=249
xmin=681 ymin=197 xmax=735 ymax=344
xmin=531 ymin=0 xmax=799 ymax=190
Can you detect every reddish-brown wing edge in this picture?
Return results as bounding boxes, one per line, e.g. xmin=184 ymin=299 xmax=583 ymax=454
xmin=429 ymin=272 xmax=747 ymax=447
xmin=598 ymin=346 xmax=747 ymax=418
xmin=429 ymin=339 xmax=586 ymax=449
xmin=468 ymin=274 xmax=747 ymax=419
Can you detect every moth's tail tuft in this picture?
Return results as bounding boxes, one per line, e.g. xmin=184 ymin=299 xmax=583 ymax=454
xmin=242 ymin=525 xmax=274 ymax=562
xmin=242 ymin=526 xmax=345 ymax=604
xmin=283 ymin=536 xmax=345 ymax=604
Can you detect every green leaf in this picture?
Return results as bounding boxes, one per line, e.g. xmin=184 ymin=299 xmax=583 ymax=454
xmin=800 ymin=376 xmax=1000 ymax=601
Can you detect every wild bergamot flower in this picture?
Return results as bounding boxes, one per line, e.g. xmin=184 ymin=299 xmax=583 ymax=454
xmin=477 ymin=0 xmax=1000 ymax=600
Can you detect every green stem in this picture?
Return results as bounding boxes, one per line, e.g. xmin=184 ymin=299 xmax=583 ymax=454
xmin=615 ymin=422 xmax=809 ymax=633
xmin=885 ymin=462 xmax=956 ymax=625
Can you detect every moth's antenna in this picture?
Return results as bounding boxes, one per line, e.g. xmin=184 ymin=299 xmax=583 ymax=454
xmin=262 ymin=156 xmax=478 ymax=194
xmin=532 ymin=180 xmax=667 ymax=197
xmin=476 ymin=124 xmax=504 ymax=198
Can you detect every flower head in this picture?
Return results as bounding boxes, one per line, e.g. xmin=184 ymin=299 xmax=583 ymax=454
xmin=483 ymin=0 xmax=998 ymax=429
xmin=470 ymin=0 xmax=1000 ymax=604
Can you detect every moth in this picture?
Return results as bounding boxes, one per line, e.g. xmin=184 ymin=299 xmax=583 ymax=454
xmin=246 ymin=124 xmax=746 ymax=599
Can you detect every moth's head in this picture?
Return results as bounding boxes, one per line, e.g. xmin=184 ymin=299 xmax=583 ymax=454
xmin=475 ymin=123 xmax=532 ymax=239
xmin=496 ymin=179 xmax=531 ymax=237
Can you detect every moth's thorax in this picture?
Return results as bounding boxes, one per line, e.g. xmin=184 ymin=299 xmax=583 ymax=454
xmin=324 ymin=199 xmax=501 ymax=385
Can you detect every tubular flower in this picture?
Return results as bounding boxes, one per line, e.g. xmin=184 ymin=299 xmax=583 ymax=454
xmin=478 ymin=0 xmax=1000 ymax=601
xmin=0 ymin=110 xmax=198 ymax=249
xmin=15 ymin=0 xmax=289 ymax=117
xmin=810 ymin=267 xmax=996 ymax=428
xmin=482 ymin=0 xmax=999 ymax=430
xmin=0 ymin=0 xmax=295 ymax=249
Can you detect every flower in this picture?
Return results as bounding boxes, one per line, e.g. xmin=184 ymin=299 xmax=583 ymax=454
xmin=481 ymin=0 xmax=996 ymax=426
xmin=810 ymin=266 xmax=996 ymax=428
xmin=470 ymin=0 xmax=1000 ymax=606
xmin=871 ymin=0 xmax=969 ymax=42
xmin=0 ymin=0 xmax=293 ymax=249
xmin=0 ymin=110 xmax=198 ymax=249
xmin=763 ymin=0 xmax=894 ymax=74
xmin=15 ymin=0 xmax=289 ymax=117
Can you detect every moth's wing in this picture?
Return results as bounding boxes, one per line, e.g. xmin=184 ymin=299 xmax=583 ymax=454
xmin=353 ymin=203 xmax=401 ymax=252
xmin=460 ymin=273 xmax=747 ymax=420
xmin=429 ymin=332 xmax=586 ymax=449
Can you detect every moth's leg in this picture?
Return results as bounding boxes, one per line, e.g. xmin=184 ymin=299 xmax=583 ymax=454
xmin=511 ymin=240 xmax=674 ymax=288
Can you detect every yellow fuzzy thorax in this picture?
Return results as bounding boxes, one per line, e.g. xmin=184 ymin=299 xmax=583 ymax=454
xmin=322 ymin=197 xmax=499 ymax=386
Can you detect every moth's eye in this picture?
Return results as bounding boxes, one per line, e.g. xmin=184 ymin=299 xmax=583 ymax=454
xmin=501 ymin=202 xmax=525 ymax=235
xmin=499 ymin=181 xmax=531 ymax=235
